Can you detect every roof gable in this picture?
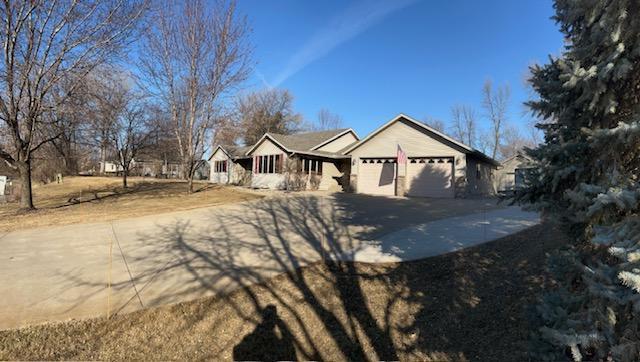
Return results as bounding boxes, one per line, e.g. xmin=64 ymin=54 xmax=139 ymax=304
xmin=245 ymin=128 xmax=352 ymax=156
xmin=343 ymin=114 xmax=474 ymax=155
xmin=209 ymin=144 xmax=254 ymax=160
xmin=501 ymin=151 xmax=535 ymax=167
xmin=344 ymin=113 xmax=500 ymax=166
xmin=310 ymin=129 xmax=359 ymax=151
xmin=208 ymin=146 xmax=231 ymax=161
xmin=245 ymin=135 xmax=289 ymax=156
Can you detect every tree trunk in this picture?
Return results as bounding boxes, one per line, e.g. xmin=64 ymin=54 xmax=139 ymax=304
xmin=17 ymin=160 xmax=35 ymax=210
xmin=99 ymin=145 xmax=106 ymax=174
xmin=188 ymin=176 xmax=193 ymax=194
xmin=123 ymin=169 xmax=128 ymax=188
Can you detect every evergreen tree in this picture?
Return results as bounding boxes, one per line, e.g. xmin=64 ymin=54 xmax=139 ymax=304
xmin=518 ymin=1 xmax=640 ymax=360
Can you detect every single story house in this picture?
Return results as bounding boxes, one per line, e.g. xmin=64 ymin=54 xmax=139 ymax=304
xmin=345 ymin=114 xmax=499 ymax=198
xmin=495 ymin=151 xmax=536 ymax=192
xmin=208 ymin=113 xmax=499 ymax=198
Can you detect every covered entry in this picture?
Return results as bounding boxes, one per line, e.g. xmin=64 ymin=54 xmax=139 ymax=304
xmin=406 ymin=157 xmax=454 ymax=198
xmin=358 ymin=158 xmax=396 ymax=196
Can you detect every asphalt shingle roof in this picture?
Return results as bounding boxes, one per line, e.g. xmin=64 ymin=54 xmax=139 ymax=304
xmin=220 ymin=144 xmax=253 ymax=158
xmin=268 ymin=129 xmax=349 ymax=152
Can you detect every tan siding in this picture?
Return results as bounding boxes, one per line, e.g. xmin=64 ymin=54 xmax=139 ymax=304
xmin=251 ymin=138 xmax=287 ymax=155
xmin=348 ymin=119 xmax=465 ymax=175
xmin=316 ymin=132 xmax=358 ymax=153
xmin=466 ymin=157 xmax=495 ymax=195
xmin=495 ymin=156 xmax=527 ymax=191
xmin=319 ymin=161 xmax=341 ymax=191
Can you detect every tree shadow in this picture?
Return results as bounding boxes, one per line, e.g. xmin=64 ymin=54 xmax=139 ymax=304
xmin=114 ymin=195 xmax=418 ymax=360
xmin=43 ymin=193 xmax=565 ymax=360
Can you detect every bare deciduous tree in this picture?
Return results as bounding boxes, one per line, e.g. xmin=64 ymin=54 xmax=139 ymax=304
xmin=140 ymin=0 xmax=251 ymax=193
xmin=87 ymin=68 xmax=130 ymax=175
xmin=482 ymin=80 xmax=511 ymax=159
xmin=237 ymin=88 xmax=302 ymax=145
xmin=212 ymin=116 xmax=241 ymax=146
xmin=450 ymin=105 xmax=478 ymax=148
xmin=498 ymin=124 xmax=536 ymax=160
xmin=35 ymin=77 xmax=92 ymax=180
xmin=313 ymin=108 xmax=343 ymax=131
xmin=423 ymin=116 xmax=446 ymax=133
xmin=111 ymin=96 xmax=155 ymax=188
xmin=0 ymin=0 xmax=146 ymax=209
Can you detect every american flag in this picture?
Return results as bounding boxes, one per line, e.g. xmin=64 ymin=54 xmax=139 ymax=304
xmin=397 ymin=144 xmax=407 ymax=165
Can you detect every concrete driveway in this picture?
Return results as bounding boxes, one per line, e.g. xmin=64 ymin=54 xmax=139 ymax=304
xmin=0 ymin=193 xmax=533 ymax=330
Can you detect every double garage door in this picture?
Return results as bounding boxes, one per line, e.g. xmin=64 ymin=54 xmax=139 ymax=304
xmin=358 ymin=157 xmax=454 ymax=198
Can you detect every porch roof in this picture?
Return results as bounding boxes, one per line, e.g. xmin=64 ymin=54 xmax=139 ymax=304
xmin=290 ymin=150 xmax=351 ymax=160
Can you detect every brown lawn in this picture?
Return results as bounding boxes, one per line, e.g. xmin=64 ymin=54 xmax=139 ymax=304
xmin=0 ymin=176 xmax=262 ymax=232
xmin=0 ymin=222 xmax=570 ymax=361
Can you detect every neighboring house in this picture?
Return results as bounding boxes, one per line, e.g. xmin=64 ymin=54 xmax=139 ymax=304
xmin=344 ymin=114 xmax=499 ymax=198
xmin=99 ymin=161 xmax=124 ymax=174
xmin=496 ymin=151 xmax=536 ymax=192
xmin=209 ymin=145 xmax=253 ymax=185
xmin=207 ymin=113 xmax=499 ymax=198
xmin=245 ymin=128 xmax=358 ymax=191
xmin=99 ymin=158 xmax=189 ymax=179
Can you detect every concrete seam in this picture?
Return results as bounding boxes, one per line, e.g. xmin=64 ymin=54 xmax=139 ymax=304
xmin=110 ymin=223 xmax=145 ymax=308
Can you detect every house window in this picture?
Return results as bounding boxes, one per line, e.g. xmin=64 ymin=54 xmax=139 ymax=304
xmin=255 ymin=154 xmax=282 ymax=174
xmin=214 ymin=160 xmax=227 ymax=173
xmin=302 ymin=159 xmax=322 ymax=175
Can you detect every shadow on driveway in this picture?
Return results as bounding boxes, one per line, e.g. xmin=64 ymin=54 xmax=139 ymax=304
xmin=1 ymin=194 xmax=571 ymax=361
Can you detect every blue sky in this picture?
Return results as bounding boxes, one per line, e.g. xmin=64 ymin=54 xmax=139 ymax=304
xmin=235 ymin=0 xmax=565 ymax=138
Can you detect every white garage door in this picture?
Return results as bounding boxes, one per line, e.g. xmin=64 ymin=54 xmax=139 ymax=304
xmin=406 ymin=157 xmax=454 ymax=198
xmin=358 ymin=158 xmax=396 ymax=196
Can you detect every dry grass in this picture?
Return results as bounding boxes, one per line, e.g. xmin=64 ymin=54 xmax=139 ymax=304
xmin=0 ymin=223 xmax=570 ymax=361
xmin=0 ymin=176 xmax=262 ymax=232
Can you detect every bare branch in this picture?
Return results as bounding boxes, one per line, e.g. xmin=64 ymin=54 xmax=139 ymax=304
xmin=139 ymin=0 xmax=252 ymax=193
xmin=0 ymin=0 xmax=147 ymax=208
xmin=481 ymin=79 xmax=511 ymax=159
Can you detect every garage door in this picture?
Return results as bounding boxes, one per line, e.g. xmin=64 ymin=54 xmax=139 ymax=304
xmin=406 ymin=157 xmax=454 ymax=198
xmin=358 ymin=158 xmax=396 ymax=196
